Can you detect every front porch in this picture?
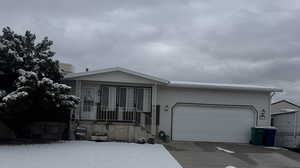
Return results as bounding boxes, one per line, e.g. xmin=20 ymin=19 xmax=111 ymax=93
xmin=69 ymin=80 xmax=159 ymax=141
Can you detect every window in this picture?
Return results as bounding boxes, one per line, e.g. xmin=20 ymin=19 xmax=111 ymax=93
xmin=119 ymin=87 xmax=127 ymax=107
xmin=101 ymin=87 xmax=109 ymax=107
xmin=126 ymin=87 xmax=134 ymax=108
xmin=136 ymin=88 xmax=144 ymax=111
xmin=100 ymin=86 xmax=117 ymax=110
xmin=143 ymin=88 xmax=151 ymax=112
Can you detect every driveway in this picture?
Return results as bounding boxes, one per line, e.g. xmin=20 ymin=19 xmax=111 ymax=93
xmin=165 ymin=141 xmax=300 ymax=168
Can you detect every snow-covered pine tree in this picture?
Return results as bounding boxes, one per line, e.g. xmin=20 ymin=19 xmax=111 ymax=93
xmin=0 ymin=27 xmax=79 ymax=136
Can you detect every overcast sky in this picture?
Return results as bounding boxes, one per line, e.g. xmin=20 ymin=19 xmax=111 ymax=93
xmin=1 ymin=0 xmax=300 ymax=103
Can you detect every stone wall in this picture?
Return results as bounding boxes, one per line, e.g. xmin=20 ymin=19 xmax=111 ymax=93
xmin=27 ymin=122 xmax=67 ymax=140
xmin=70 ymin=121 xmax=152 ymax=142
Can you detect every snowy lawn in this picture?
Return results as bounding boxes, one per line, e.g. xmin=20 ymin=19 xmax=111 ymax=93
xmin=0 ymin=141 xmax=182 ymax=168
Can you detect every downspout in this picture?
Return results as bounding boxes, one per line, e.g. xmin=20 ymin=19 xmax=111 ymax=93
xmin=271 ymin=92 xmax=276 ymax=97
xmin=269 ymin=92 xmax=276 ymax=126
xmin=294 ymin=112 xmax=297 ymax=138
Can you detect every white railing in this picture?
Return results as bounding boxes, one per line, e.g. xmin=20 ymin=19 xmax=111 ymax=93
xmin=96 ymin=106 xmax=141 ymax=123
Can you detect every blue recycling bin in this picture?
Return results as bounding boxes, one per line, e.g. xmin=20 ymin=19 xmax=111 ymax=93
xmin=264 ymin=128 xmax=276 ymax=146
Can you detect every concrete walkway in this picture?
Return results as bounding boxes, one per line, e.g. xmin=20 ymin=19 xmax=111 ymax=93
xmin=165 ymin=142 xmax=300 ymax=168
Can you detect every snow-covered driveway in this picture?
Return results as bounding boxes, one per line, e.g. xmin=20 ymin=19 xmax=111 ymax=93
xmin=0 ymin=141 xmax=182 ymax=168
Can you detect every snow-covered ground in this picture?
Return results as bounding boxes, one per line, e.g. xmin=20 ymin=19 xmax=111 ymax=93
xmin=0 ymin=141 xmax=182 ymax=168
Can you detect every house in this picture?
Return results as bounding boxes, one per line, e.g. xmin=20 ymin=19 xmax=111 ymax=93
xmin=64 ymin=67 xmax=282 ymax=143
xmin=59 ymin=63 xmax=74 ymax=75
xmin=271 ymin=100 xmax=300 ymax=148
xmin=271 ymin=100 xmax=300 ymax=115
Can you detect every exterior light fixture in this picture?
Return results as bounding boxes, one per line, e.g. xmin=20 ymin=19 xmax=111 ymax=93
xmin=164 ymin=105 xmax=169 ymax=112
xmin=259 ymin=109 xmax=266 ymax=120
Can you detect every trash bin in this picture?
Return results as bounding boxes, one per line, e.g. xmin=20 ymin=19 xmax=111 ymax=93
xmin=264 ymin=128 xmax=276 ymax=146
xmin=251 ymin=127 xmax=265 ymax=145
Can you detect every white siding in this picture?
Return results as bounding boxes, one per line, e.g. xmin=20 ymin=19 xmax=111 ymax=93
xmin=157 ymin=86 xmax=271 ymax=137
xmin=73 ymin=71 xmax=156 ymax=84
xmin=271 ymin=101 xmax=300 ymax=114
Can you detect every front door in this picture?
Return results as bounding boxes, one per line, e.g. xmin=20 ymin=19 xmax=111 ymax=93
xmin=82 ymin=87 xmax=97 ymax=120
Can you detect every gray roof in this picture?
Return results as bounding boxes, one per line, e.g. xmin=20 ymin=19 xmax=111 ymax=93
xmin=64 ymin=67 xmax=282 ymax=92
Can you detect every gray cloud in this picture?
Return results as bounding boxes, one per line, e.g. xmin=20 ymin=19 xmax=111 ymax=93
xmin=0 ymin=0 xmax=300 ymax=103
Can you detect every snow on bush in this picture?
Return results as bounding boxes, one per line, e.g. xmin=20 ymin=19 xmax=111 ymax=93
xmin=0 ymin=42 xmax=4 ymax=50
xmin=18 ymin=69 xmax=38 ymax=78
xmin=0 ymin=26 xmax=79 ymax=118
xmin=53 ymin=83 xmax=71 ymax=91
xmin=38 ymin=77 xmax=53 ymax=86
xmin=2 ymin=91 xmax=28 ymax=102
xmin=0 ymin=90 xmax=6 ymax=98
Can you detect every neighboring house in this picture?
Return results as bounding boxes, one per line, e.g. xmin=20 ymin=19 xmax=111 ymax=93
xmin=59 ymin=63 xmax=74 ymax=75
xmin=271 ymin=100 xmax=300 ymax=115
xmin=271 ymin=100 xmax=300 ymax=148
xmin=64 ymin=67 xmax=282 ymax=143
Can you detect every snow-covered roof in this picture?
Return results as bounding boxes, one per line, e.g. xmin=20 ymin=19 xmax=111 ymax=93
xmin=168 ymin=81 xmax=282 ymax=92
xmin=64 ymin=67 xmax=169 ymax=84
xmin=64 ymin=67 xmax=282 ymax=92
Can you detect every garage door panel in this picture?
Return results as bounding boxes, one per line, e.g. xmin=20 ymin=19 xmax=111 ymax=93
xmin=172 ymin=105 xmax=255 ymax=143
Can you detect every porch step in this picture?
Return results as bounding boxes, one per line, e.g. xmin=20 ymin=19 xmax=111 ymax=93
xmin=91 ymin=135 xmax=108 ymax=141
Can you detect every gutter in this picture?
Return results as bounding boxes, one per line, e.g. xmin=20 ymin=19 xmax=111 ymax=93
xmin=168 ymin=81 xmax=283 ymax=92
xmin=294 ymin=112 xmax=297 ymax=138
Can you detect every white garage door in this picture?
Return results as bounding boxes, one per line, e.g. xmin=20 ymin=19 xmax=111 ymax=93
xmin=172 ymin=105 xmax=255 ymax=143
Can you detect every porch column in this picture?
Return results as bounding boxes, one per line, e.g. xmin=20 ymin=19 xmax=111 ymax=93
xmin=151 ymin=84 xmax=157 ymax=136
xmin=75 ymin=80 xmax=82 ymax=120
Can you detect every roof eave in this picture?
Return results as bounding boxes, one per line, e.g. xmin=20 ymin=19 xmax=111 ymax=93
xmin=167 ymin=83 xmax=282 ymax=92
xmin=272 ymin=111 xmax=298 ymax=115
xmin=63 ymin=67 xmax=169 ymax=84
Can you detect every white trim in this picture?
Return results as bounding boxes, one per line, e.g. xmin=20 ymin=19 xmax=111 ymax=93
xmin=169 ymin=81 xmax=282 ymax=92
xmin=271 ymin=110 xmax=299 ymax=115
xmin=65 ymin=67 xmax=169 ymax=84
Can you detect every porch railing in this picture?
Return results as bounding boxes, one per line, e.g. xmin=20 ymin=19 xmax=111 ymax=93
xmin=97 ymin=106 xmax=118 ymax=121
xmin=96 ymin=105 xmax=144 ymax=123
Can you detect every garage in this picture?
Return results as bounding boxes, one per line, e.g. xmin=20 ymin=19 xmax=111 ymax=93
xmin=172 ymin=104 xmax=256 ymax=143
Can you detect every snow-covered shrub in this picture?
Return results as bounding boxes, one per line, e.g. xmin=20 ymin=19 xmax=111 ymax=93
xmin=0 ymin=27 xmax=79 ymax=137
